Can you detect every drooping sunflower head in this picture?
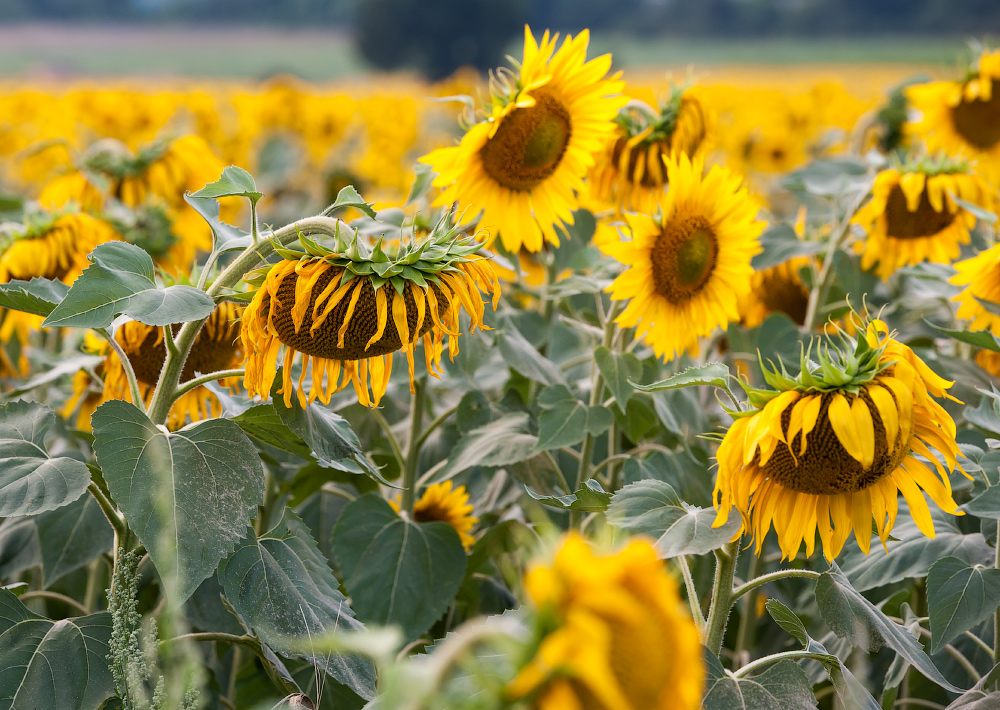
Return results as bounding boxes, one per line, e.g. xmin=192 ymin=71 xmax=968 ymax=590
xmin=740 ymin=256 xmax=812 ymax=329
xmin=589 ymin=85 xmax=716 ymax=215
xmin=390 ymin=481 xmax=478 ymax=549
xmin=241 ymin=211 xmax=500 ymax=409
xmin=714 ymin=317 xmax=965 ymax=561
xmin=420 ymin=27 xmax=626 ymax=254
xmin=951 ymin=243 xmax=1000 ymax=334
xmin=506 ymin=533 xmax=703 ymax=710
xmin=62 ymin=333 xmax=110 ymax=431
xmin=853 ymin=156 xmax=998 ymax=280
xmin=601 ymin=153 xmax=764 ymax=361
xmin=102 ymin=302 xmax=243 ymax=430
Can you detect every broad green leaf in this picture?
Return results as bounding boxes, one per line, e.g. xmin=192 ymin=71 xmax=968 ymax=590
xmin=0 ymin=401 xmax=90 ymax=517
xmin=91 ymin=400 xmax=265 ymax=602
xmin=951 ymin=193 xmax=998 ymax=223
xmin=434 ymin=412 xmax=539 ymax=482
xmin=190 ymin=165 xmax=262 ymax=203
xmin=752 ymin=224 xmax=824 ymax=271
xmin=218 ymin=509 xmax=376 ymax=700
xmin=43 ymin=241 xmax=216 ymax=328
xmin=332 ymin=494 xmax=467 ymax=642
xmin=0 ymin=517 xmax=40 ymax=579
xmin=621 ymin=448 xmax=714 ymax=508
xmin=765 ymin=598 xmax=810 ymax=646
xmin=535 ymin=384 xmax=613 ymax=450
xmin=405 ymin=163 xmax=435 ymax=206
xmin=927 ymin=557 xmax=1000 ymax=653
xmin=632 ymin=362 xmax=731 ymax=393
xmin=595 ymin=346 xmax=642 ymax=409
xmin=505 ymin=452 xmax=570 ymax=497
xmin=703 ymin=653 xmax=818 ymax=710
xmin=232 ymin=403 xmax=313 ymax=458
xmin=184 ymin=193 xmax=252 ymax=253
xmin=525 ymin=479 xmax=611 ymax=512
xmin=6 ymin=354 xmax=102 ymax=398
xmin=36 ymin=494 xmax=113 ymax=587
xmin=606 ymin=479 xmax=741 ymax=557
xmin=962 ymin=485 xmax=1000 ymax=519
xmin=328 ymin=185 xmax=376 ymax=218
xmin=927 ymin=321 xmax=1000 ymax=354
xmin=0 ymin=590 xmax=114 ymax=710
xmin=0 ymin=278 xmax=68 ymax=317
xmin=498 ymin=328 xmax=566 ymax=387
xmin=816 ymin=565 xmax=963 ymax=692
xmin=781 ymin=156 xmax=871 ymax=197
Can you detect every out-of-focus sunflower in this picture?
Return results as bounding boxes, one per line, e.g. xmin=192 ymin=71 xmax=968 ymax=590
xmin=390 ymin=481 xmax=478 ymax=549
xmin=952 ymin=243 xmax=1000 ymax=332
xmin=975 ymin=350 xmax=1000 ymax=378
xmin=240 ymin=213 xmax=500 ymax=409
xmin=713 ymin=318 xmax=965 ymax=561
xmin=907 ymin=50 xmax=1000 ymax=182
xmin=588 ymin=85 xmax=715 ymax=215
xmin=740 ymin=256 xmax=812 ymax=328
xmin=600 ymin=154 xmax=764 ymax=361
xmin=420 ymin=27 xmax=625 ymax=253
xmin=62 ymin=333 xmax=110 ymax=431
xmin=101 ymin=303 xmax=243 ymax=430
xmin=506 ymin=533 xmax=703 ymax=710
xmin=853 ymin=158 xmax=997 ymax=280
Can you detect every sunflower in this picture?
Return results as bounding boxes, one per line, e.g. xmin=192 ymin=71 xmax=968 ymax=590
xmin=740 ymin=256 xmax=812 ymax=329
xmin=907 ymin=50 xmax=1000 ymax=182
xmin=101 ymin=303 xmax=243 ymax=430
xmin=588 ymin=85 xmax=715 ymax=215
xmin=951 ymin=243 xmax=1000 ymax=333
xmin=713 ymin=318 xmax=965 ymax=561
xmin=390 ymin=481 xmax=478 ymax=549
xmin=240 ymin=213 xmax=500 ymax=409
xmin=852 ymin=158 xmax=997 ymax=280
xmin=420 ymin=27 xmax=625 ymax=254
xmin=600 ymin=154 xmax=764 ymax=361
xmin=506 ymin=533 xmax=703 ymax=710
xmin=62 ymin=333 xmax=110 ymax=431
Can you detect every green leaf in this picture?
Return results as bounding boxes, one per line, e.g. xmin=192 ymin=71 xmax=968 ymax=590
xmin=0 ymin=278 xmax=68 ymax=317
xmin=631 ymin=362 xmax=731 ymax=393
xmin=535 ymin=384 xmax=613 ymax=450
xmin=43 ymin=242 xmax=216 ymax=328
xmin=752 ymin=224 xmax=825 ymax=271
xmin=0 ymin=401 xmax=90 ymax=517
xmin=218 ymin=509 xmax=377 ymax=700
xmin=405 ymin=163 xmax=435 ymax=206
xmin=927 ymin=556 xmax=1000 ymax=653
xmin=35 ymin=494 xmax=113 ymax=587
xmin=595 ymin=346 xmax=642 ymax=409
xmin=332 ymin=494 xmax=467 ymax=642
xmin=703 ymin=653 xmax=818 ymax=710
xmin=328 ymin=185 xmax=376 ymax=218
xmin=816 ymin=564 xmax=963 ymax=692
xmin=765 ymin=598 xmax=810 ymax=646
xmin=91 ymin=400 xmax=265 ymax=602
xmin=6 ymin=354 xmax=102 ymax=398
xmin=525 ymin=479 xmax=611 ymax=512
xmin=0 ymin=589 xmax=114 ymax=710
xmin=606 ymin=479 xmax=741 ymax=557
xmin=190 ymin=165 xmax=262 ymax=203
xmin=926 ymin=320 xmax=1000 ymax=353
xmin=498 ymin=328 xmax=566 ymax=387
xmin=433 ymin=412 xmax=539 ymax=482
xmin=951 ymin=193 xmax=998 ymax=223
xmin=184 ymin=193 xmax=252 ymax=253
xmin=232 ymin=403 xmax=313 ymax=458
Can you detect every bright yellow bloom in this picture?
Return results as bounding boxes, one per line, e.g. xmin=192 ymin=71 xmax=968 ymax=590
xmin=391 ymin=481 xmax=478 ymax=549
xmin=713 ymin=320 xmax=965 ymax=561
xmin=600 ymin=153 xmax=764 ymax=360
xmin=507 ymin=533 xmax=703 ymax=710
xmin=420 ymin=27 xmax=626 ymax=253
xmin=951 ymin=243 xmax=1000 ymax=333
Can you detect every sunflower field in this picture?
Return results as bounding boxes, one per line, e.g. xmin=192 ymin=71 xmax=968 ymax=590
xmin=5 ymin=24 xmax=1000 ymax=710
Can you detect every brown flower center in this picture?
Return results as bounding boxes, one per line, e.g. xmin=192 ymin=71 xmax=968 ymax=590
xmin=951 ymin=79 xmax=1000 ymax=150
xmin=884 ymin=184 xmax=957 ymax=239
xmin=651 ymin=215 xmax=718 ymax=303
xmin=611 ymin=137 xmax=670 ymax=188
xmin=759 ymin=389 xmax=909 ymax=496
xmin=123 ymin=308 xmax=241 ymax=386
xmin=758 ymin=267 xmax=810 ymax=326
xmin=479 ymin=91 xmax=572 ymax=192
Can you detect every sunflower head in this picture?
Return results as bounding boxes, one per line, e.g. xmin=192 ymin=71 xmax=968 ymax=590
xmin=951 ymin=242 xmax=1000 ymax=333
xmin=740 ymin=256 xmax=811 ymax=329
xmin=506 ymin=533 xmax=703 ymax=710
xmin=715 ymin=317 xmax=965 ymax=561
xmin=241 ymin=209 xmax=500 ymax=408
xmin=390 ymin=481 xmax=478 ymax=549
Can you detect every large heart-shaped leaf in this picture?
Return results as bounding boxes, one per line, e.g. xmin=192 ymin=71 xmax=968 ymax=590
xmin=594 ymin=346 xmax=642 ymax=409
xmin=535 ymin=384 xmax=613 ymax=450
xmin=0 ymin=589 xmax=114 ymax=710
xmin=333 ymin=494 xmax=467 ymax=642
xmin=36 ymin=494 xmax=114 ymax=587
xmin=43 ymin=241 xmax=216 ymax=328
xmin=498 ymin=328 xmax=566 ymax=387
xmin=184 ymin=193 xmax=252 ymax=253
xmin=434 ymin=412 xmax=539 ymax=482
xmin=218 ymin=509 xmax=377 ymax=700
xmin=703 ymin=653 xmax=818 ymax=710
xmin=927 ymin=556 xmax=1000 ymax=653
xmin=91 ymin=400 xmax=265 ymax=602
xmin=190 ymin=165 xmax=262 ymax=203
xmin=0 ymin=401 xmax=91 ymax=518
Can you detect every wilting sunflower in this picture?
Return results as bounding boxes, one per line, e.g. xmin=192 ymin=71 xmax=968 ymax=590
xmin=102 ymin=303 xmax=243 ymax=430
xmin=241 ymin=213 xmax=500 ymax=409
xmin=853 ymin=158 xmax=998 ymax=280
xmin=420 ymin=27 xmax=625 ymax=254
xmin=907 ymin=50 xmax=1000 ymax=182
xmin=951 ymin=243 xmax=1000 ymax=333
xmin=62 ymin=333 xmax=110 ymax=431
xmin=600 ymin=154 xmax=764 ymax=360
xmin=740 ymin=256 xmax=812 ymax=329
xmin=588 ymin=85 xmax=715 ymax=215
xmin=506 ymin=533 xmax=703 ymax=710
xmin=390 ymin=481 xmax=478 ymax=549
xmin=713 ymin=319 xmax=965 ymax=561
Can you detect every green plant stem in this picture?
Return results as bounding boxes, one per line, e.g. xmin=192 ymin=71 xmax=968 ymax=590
xmin=705 ymin=540 xmax=740 ymax=657
xmin=146 ymin=215 xmax=344 ymax=426
xmin=676 ymin=555 xmax=706 ymax=638
xmin=96 ymin=327 xmax=144 ymax=411
xmin=801 ymin=212 xmax=851 ymax=333
xmin=732 ymin=650 xmax=846 ymax=679
xmin=88 ymin=481 xmax=126 ymax=539
xmin=372 ymin=408 xmax=405 ymax=475
xmin=171 ymin=368 xmax=246 ymax=401
xmin=730 ymin=569 xmax=821 ymax=602
xmin=400 ymin=378 xmax=426 ymax=515
xmin=19 ymin=590 xmax=90 ymax=616
xmin=733 ymin=552 xmax=760 ymax=669
xmin=414 ymin=402 xmax=460 ymax=452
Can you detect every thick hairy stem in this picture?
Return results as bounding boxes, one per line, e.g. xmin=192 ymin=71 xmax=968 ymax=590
xmin=704 ymin=540 xmax=740 ymax=657
xmin=88 ymin=481 xmax=126 ymax=539
xmin=733 ymin=650 xmax=846 ymax=679
xmin=730 ymin=568 xmax=821 ymax=602
xmin=400 ymin=378 xmax=426 ymax=515
xmin=676 ymin=555 xmax=706 ymax=638
xmin=171 ymin=368 xmax=246 ymax=401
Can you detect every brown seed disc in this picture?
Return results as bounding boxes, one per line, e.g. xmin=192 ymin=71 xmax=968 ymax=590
xmin=759 ymin=390 xmax=909 ymax=496
xmin=479 ymin=91 xmax=572 ymax=192
xmin=758 ymin=269 xmax=810 ymax=326
xmin=267 ymin=266 xmax=439 ymax=361
xmin=610 ymin=137 xmax=669 ymax=188
xmin=951 ymin=79 xmax=1000 ymax=150
xmin=883 ymin=184 xmax=957 ymax=239
xmin=650 ymin=214 xmax=718 ymax=303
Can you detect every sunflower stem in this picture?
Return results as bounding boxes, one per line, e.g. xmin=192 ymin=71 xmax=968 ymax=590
xmin=400 ymin=377 xmax=426 ymax=515
xmin=732 ymin=650 xmax=845 ymax=679
xmin=414 ymin=402 xmax=460 ymax=452
xmin=994 ymin=519 xmax=1000 ymax=672
xmin=372 ymin=409 xmax=405 ymax=474
xmin=88 ymin=481 xmax=127 ymax=541
xmin=676 ymin=555 xmax=706 ymax=638
xmin=171 ymin=368 xmax=246 ymax=402
xmin=96 ymin=327 xmax=145 ymax=413
xmin=730 ymin=568 xmax=821 ymax=602
xmin=705 ymin=540 xmax=740 ymax=657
